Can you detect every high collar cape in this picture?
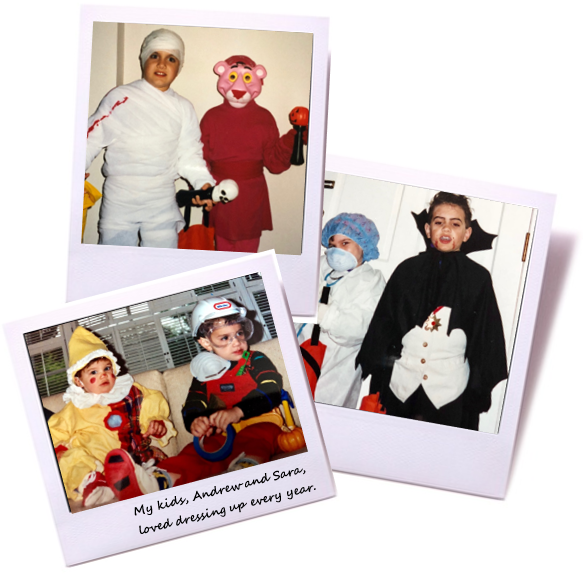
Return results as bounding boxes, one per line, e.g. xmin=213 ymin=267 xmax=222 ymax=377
xmin=412 ymin=209 xmax=498 ymax=254
xmin=356 ymin=248 xmax=507 ymax=404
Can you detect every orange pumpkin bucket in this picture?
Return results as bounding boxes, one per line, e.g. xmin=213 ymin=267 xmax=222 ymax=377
xmin=277 ymin=390 xmax=306 ymax=452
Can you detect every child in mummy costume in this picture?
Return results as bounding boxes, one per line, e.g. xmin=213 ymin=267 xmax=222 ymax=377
xmin=48 ymin=327 xmax=177 ymax=507
xmin=86 ymin=29 xmax=215 ymax=248
xmin=296 ymin=213 xmax=386 ymax=408
xmin=356 ymin=192 xmax=508 ymax=430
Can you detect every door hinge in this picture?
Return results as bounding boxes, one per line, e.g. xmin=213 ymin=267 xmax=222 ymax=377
xmin=522 ymin=232 xmax=530 ymax=262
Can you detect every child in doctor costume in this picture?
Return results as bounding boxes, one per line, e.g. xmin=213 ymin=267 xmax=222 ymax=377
xmin=296 ymin=213 xmax=386 ymax=408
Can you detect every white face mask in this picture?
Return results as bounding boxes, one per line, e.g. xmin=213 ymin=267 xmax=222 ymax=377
xmin=325 ymin=247 xmax=358 ymax=272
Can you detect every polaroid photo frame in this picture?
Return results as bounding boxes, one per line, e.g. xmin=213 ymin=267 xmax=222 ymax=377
xmin=5 ymin=251 xmax=335 ymax=565
xmin=68 ymin=5 xmax=329 ymax=316
xmin=295 ymin=155 xmax=555 ymax=498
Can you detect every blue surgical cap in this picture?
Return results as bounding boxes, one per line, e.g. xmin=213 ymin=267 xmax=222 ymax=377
xmin=321 ymin=213 xmax=380 ymax=262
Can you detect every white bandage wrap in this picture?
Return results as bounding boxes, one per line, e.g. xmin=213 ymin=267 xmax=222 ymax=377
xmin=140 ymin=29 xmax=185 ymax=72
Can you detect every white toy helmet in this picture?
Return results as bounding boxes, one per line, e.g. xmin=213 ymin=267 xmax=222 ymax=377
xmin=212 ymin=179 xmax=239 ymax=204
xmin=191 ymin=297 xmax=253 ymax=340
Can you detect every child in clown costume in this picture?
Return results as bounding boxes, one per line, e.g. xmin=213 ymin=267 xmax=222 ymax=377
xmin=200 ymin=55 xmax=302 ymax=253
xmin=103 ymin=298 xmax=285 ymax=499
xmin=48 ymin=327 xmax=177 ymax=506
xmin=86 ymin=28 xmax=214 ymax=248
xmin=296 ymin=213 xmax=386 ymax=408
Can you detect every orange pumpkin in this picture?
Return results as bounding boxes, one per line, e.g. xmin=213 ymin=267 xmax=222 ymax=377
xmin=289 ymin=106 xmax=309 ymax=127
xmin=278 ymin=427 xmax=306 ymax=452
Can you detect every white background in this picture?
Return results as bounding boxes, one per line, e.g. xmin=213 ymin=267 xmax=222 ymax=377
xmin=1 ymin=0 xmax=581 ymax=575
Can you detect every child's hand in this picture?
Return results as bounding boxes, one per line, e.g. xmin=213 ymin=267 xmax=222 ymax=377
xmin=145 ymin=420 xmax=167 ymax=439
xmin=191 ymin=183 xmax=214 ymax=212
xmin=191 ymin=416 xmax=214 ymax=438
xmin=209 ymin=407 xmax=244 ymax=433
xmin=85 ymin=172 xmax=90 ymax=180
xmin=192 ymin=195 xmax=214 ymax=212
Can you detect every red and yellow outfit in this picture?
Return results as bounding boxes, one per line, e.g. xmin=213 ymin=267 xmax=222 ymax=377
xmin=49 ymin=377 xmax=176 ymax=501
xmin=159 ymin=350 xmax=283 ymax=483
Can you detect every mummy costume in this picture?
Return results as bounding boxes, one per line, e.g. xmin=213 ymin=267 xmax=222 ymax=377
xmin=85 ymin=29 xmax=214 ymax=248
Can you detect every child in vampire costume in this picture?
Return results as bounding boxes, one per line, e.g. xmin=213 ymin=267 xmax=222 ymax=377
xmin=86 ymin=29 xmax=214 ymax=248
xmin=200 ymin=55 xmax=301 ymax=252
xmin=356 ymin=192 xmax=508 ymax=430
xmin=296 ymin=213 xmax=385 ymax=408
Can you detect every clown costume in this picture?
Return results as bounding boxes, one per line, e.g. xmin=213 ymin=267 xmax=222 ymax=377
xmin=48 ymin=327 xmax=176 ymax=505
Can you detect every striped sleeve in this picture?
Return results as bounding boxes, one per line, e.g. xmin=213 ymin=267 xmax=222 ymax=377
xmin=235 ymin=351 xmax=283 ymax=419
xmin=181 ymin=377 xmax=210 ymax=433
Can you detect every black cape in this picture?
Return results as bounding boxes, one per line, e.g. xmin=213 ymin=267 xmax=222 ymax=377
xmin=355 ymin=248 xmax=508 ymax=418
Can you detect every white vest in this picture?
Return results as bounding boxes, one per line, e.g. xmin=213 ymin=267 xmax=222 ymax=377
xmin=389 ymin=306 xmax=470 ymax=409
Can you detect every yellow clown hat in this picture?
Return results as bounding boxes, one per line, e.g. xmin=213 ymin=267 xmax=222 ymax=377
xmin=66 ymin=327 xmax=120 ymax=386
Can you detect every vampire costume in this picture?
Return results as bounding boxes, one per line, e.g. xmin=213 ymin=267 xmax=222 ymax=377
xmin=355 ymin=245 xmax=508 ymax=431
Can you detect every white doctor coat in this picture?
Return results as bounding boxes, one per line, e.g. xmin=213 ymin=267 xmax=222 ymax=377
xmin=297 ymin=257 xmax=385 ymax=408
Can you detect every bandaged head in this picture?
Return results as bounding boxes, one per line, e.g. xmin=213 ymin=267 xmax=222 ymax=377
xmin=140 ymin=29 xmax=185 ymax=73
xmin=321 ymin=213 xmax=381 ymax=263
xmin=214 ymin=55 xmax=266 ymax=108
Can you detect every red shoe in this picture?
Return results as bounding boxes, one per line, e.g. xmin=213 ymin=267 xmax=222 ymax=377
xmin=104 ymin=450 xmax=143 ymax=500
xmin=104 ymin=449 xmax=170 ymax=501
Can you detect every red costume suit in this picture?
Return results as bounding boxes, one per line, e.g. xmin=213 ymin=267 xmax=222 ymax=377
xmin=158 ymin=350 xmax=283 ymax=483
xmin=200 ymin=100 xmax=294 ymax=242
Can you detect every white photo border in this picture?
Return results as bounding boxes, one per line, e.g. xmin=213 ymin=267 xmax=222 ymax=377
xmin=5 ymin=251 xmax=335 ymax=565
xmin=311 ymin=155 xmax=555 ymax=498
xmin=68 ymin=6 xmax=329 ymax=316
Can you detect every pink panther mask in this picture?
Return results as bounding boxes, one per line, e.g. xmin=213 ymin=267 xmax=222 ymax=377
xmin=214 ymin=55 xmax=267 ymax=108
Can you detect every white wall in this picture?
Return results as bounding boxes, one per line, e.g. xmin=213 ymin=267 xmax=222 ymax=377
xmin=85 ymin=22 xmax=313 ymax=254
xmin=84 ymin=22 xmax=119 ymax=244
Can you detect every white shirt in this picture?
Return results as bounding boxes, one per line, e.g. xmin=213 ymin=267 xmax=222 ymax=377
xmin=297 ymin=257 xmax=386 ymax=408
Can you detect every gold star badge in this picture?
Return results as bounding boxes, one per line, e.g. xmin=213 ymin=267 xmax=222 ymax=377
xmin=424 ymin=312 xmax=442 ymax=332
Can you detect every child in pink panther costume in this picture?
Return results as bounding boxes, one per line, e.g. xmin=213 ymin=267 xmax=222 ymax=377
xmin=200 ymin=55 xmax=305 ymax=252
